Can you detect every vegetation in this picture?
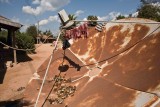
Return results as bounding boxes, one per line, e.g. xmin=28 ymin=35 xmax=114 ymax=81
xmin=26 ymin=25 xmax=37 ymax=39
xmin=15 ymin=31 xmax=35 ymax=53
xmin=137 ymin=4 xmax=160 ymax=21
xmin=68 ymin=14 xmax=79 ymax=27
xmin=0 ymin=29 xmax=35 ymax=53
xmin=140 ymin=0 xmax=159 ymax=4
xmin=68 ymin=14 xmax=77 ymax=21
xmin=43 ymin=30 xmax=52 ymax=36
xmin=87 ymin=15 xmax=98 ymax=26
xmin=0 ymin=29 xmax=8 ymax=43
xmin=116 ymin=15 xmax=126 ymax=20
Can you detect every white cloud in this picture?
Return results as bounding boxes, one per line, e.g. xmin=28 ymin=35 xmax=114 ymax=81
xmin=22 ymin=6 xmax=42 ymax=16
xmin=98 ymin=12 xmax=120 ymax=21
xmin=20 ymin=24 xmax=29 ymax=32
xmin=48 ymin=15 xmax=58 ymax=21
xmin=98 ymin=11 xmax=129 ymax=21
xmin=32 ymin=0 xmax=40 ymax=4
xmin=108 ymin=12 xmax=121 ymax=20
xmin=39 ymin=19 xmax=49 ymax=26
xmin=132 ymin=11 xmax=139 ymax=17
xmin=11 ymin=16 xmax=20 ymax=23
xmin=75 ymin=10 xmax=84 ymax=16
xmin=36 ymin=15 xmax=58 ymax=26
xmin=97 ymin=16 xmax=108 ymax=21
xmin=83 ymin=18 xmax=87 ymax=21
xmin=151 ymin=2 xmax=160 ymax=7
xmin=22 ymin=0 xmax=71 ymax=16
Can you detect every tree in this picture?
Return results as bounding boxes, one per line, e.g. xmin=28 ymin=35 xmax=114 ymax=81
xmin=16 ymin=32 xmax=35 ymax=53
xmin=43 ymin=30 xmax=52 ymax=36
xmin=0 ymin=29 xmax=7 ymax=43
xmin=116 ymin=15 xmax=126 ymax=20
xmin=87 ymin=15 xmax=98 ymax=26
xmin=137 ymin=4 xmax=160 ymax=22
xmin=68 ymin=14 xmax=77 ymax=20
xmin=68 ymin=14 xmax=79 ymax=27
xmin=140 ymin=0 xmax=159 ymax=4
xmin=26 ymin=25 xmax=37 ymax=39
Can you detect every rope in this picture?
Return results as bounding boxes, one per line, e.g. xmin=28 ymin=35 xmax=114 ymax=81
xmin=72 ymin=25 xmax=160 ymax=68
xmin=34 ymin=32 xmax=61 ymax=107
xmin=106 ymin=78 xmax=160 ymax=98
xmin=37 ymin=24 xmax=159 ymax=106
xmin=41 ymin=72 xmax=61 ymax=107
xmin=0 ymin=35 xmax=53 ymax=51
xmin=34 ymin=24 xmax=159 ymax=106
xmin=41 ymin=50 xmax=66 ymax=107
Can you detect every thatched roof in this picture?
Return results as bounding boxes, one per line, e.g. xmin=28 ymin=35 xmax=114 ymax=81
xmin=0 ymin=15 xmax=22 ymax=29
xmin=42 ymin=35 xmax=56 ymax=40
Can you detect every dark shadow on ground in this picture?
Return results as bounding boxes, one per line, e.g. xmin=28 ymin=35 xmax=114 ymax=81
xmin=16 ymin=51 xmax=33 ymax=62
xmin=0 ymin=98 xmax=34 ymax=107
xmin=58 ymin=64 xmax=69 ymax=72
xmin=0 ymin=48 xmax=32 ymax=84
xmin=64 ymin=55 xmax=81 ymax=71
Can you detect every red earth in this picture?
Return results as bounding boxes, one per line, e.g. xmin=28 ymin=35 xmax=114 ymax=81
xmin=23 ymin=18 xmax=160 ymax=107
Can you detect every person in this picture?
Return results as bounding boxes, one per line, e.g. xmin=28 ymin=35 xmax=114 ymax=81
xmin=62 ymin=38 xmax=70 ymax=50
xmin=53 ymin=41 xmax=58 ymax=50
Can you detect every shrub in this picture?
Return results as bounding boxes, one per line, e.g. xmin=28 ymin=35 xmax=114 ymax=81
xmin=138 ymin=4 xmax=160 ymax=22
xmin=16 ymin=32 xmax=35 ymax=54
xmin=116 ymin=15 xmax=126 ymax=20
xmin=0 ymin=30 xmax=7 ymax=44
xmin=0 ymin=35 xmax=7 ymax=43
xmin=87 ymin=15 xmax=98 ymax=26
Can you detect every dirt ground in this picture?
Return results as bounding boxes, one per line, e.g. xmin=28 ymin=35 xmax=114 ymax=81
xmin=0 ymin=43 xmax=55 ymax=102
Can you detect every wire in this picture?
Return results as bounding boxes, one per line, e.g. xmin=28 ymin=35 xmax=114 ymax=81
xmin=78 ymin=25 xmax=160 ymax=68
xmin=34 ymin=31 xmax=61 ymax=107
xmin=0 ymin=35 xmax=53 ymax=51
xmin=41 ymin=68 xmax=61 ymax=106
xmin=1 ymin=19 xmax=158 ymax=51
xmin=41 ymin=50 xmax=66 ymax=106
xmin=41 ymin=25 xmax=160 ymax=106
xmin=106 ymin=78 xmax=160 ymax=98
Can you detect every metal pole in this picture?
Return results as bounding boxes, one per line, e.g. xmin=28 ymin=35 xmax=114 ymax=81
xmin=34 ymin=31 xmax=61 ymax=107
xmin=73 ymin=20 xmax=160 ymax=24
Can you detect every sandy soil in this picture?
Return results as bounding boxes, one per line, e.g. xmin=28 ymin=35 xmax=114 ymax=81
xmin=0 ymin=43 xmax=54 ymax=102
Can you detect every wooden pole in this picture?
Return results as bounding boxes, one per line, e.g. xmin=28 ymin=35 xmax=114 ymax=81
xmin=7 ymin=30 xmax=12 ymax=46
xmin=12 ymin=29 xmax=17 ymax=65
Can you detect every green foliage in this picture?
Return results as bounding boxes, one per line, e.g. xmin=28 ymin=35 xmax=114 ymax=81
xmin=116 ymin=15 xmax=126 ymax=20
xmin=43 ymin=30 xmax=52 ymax=36
xmin=138 ymin=4 xmax=160 ymax=22
xmin=26 ymin=25 xmax=37 ymax=39
xmin=68 ymin=14 xmax=79 ymax=27
xmin=68 ymin=14 xmax=77 ymax=20
xmin=140 ymin=0 xmax=159 ymax=4
xmin=15 ymin=32 xmax=35 ymax=53
xmin=0 ymin=30 xmax=8 ymax=43
xmin=87 ymin=15 xmax=98 ymax=26
xmin=141 ymin=0 xmax=148 ymax=4
xmin=0 ymin=29 xmax=35 ymax=53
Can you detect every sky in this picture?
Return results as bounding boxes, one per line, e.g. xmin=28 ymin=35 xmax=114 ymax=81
xmin=0 ymin=0 xmax=142 ymax=34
